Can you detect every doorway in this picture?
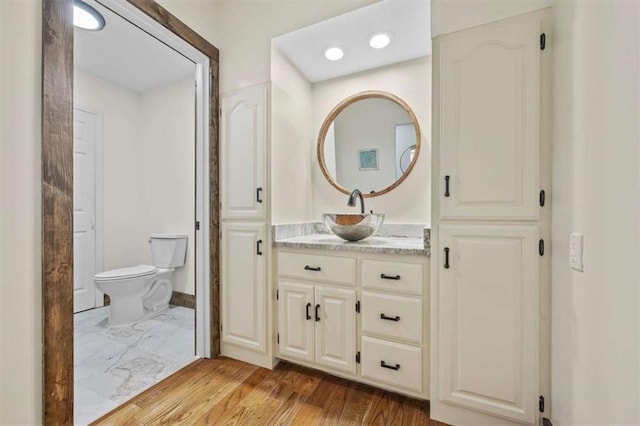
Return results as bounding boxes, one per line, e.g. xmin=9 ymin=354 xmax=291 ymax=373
xmin=41 ymin=0 xmax=220 ymax=424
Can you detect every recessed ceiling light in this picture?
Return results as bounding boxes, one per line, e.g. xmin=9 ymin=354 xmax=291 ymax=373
xmin=74 ymin=0 xmax=106 ymax=31
xmin=369 ymin=32 xmax=391 ymax=49
xmin=324 ymin=47 xmax=344 ymax=61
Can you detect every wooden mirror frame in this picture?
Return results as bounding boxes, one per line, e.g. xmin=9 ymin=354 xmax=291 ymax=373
xmin=42 ymin=1 xmax=220 ymax=423
xmin=316 ymin=90 xmax=421 ymax=198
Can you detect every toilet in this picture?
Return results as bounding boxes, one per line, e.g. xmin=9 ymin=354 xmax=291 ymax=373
xmin=94 ymin=234 xmax=188 ymax=327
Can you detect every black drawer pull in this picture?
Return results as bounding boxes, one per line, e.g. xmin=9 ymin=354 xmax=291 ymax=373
xmin=380 ymin=274 xmax=400 ymax=280
xmin=256 ymin=240 xmax=263 ymax=256
xmin=315 ymin=304 xmax=320 ymax=321
xmin=444 ymin=175 xmax=451 ymax=197
xmin=256 ymin=187 xmax=263 ymax=203
xmin=444 ymin=247 xmax=450 ymax=269
xmin=304 ymin=265 xmax=321 ymax=272
xmin=305 ymin=302 xmax=312 ymax=320
xmin=380 ymin=313 xmax=400 ymax=322
xmin=380 ymin=361 xmax=400 ymax=371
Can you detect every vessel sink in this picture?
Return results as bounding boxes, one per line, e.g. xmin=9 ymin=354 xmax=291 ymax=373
xmin=322 ymin=213 xmax=385 ymax=242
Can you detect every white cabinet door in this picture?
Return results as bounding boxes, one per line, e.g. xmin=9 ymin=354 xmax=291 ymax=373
xmin=438 ymin=224 xmax=538 ymax=424
xmin=221 ymin=222 xmax=266 ymax=352
xmin=220 ymin=84 xmax=267 ymax=220
xmin=439 ymin=13 xmax=540 ymax=220
xmin=314 ymin=286 xmax=356 ymax=374
xmin=277 ymin=281 xmax=314 ymax=363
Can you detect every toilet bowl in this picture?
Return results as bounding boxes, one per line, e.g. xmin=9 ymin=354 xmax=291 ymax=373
xmin=94 ymin=234 xmax=187 ymax=327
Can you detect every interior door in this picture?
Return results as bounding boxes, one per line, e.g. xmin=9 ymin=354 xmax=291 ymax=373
xmin=73 ymin=108 xmax=97 ymax=313
xmin=438 ymin=224 xmax=538 ymax=423
xmin=220 ymin=222 xmax=266 ymax=352
xmin=220 ymin=84 xmax=267 ymax=220
xmin=314 ymin=286 xmax=356 ymax=374
xmin=439 ymin=13 xmax=540 ymax=220
xmin=278 ymin=280 xmax=314 ymax=362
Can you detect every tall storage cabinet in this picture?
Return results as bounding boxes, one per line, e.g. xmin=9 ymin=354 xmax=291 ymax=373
xmin=220 ymin=83 xmax=273 ymax=368
xmin=431 ymin=10 xmax=551 ymax=426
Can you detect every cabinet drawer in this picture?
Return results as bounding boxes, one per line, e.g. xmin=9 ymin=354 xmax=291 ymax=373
xmin=361 ymin=291 xmax=422 ymax=344
xmin=278 ymin=251 xmax=356 ymax=286
xmin=361 ymin=259 xmax=423 ymax=295
xmin=361 ymin=336 xmax=422 ymax=393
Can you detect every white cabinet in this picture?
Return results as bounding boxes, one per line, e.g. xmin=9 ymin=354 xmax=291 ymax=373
xmin=276 ymin=248 xmax=429 ymax=399
xmin=314 ymin=286 xmax=356 ymax=373
xmin=432 ymin=9 xmax=550 ymax=426
xmin=277 ymin=281 xmax=356 ymax=374
xmin=438 ymin=224 xmax=539 ymax=423
xmin=439 ymin=13 xmax=541 ymax=220
xmin=220 ymin=83 xmax=272 ymax=368
xmin=220 ymin=84 xmax=268 ymax=220
xmin=278 ymin=281 xmax=314 ymax=363
xmin=221 ymin=222 xmax=267 ymax=353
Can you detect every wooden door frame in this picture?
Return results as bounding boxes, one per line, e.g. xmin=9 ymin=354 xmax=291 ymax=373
xmin=41 ymin=0 xmax=220 ymax=423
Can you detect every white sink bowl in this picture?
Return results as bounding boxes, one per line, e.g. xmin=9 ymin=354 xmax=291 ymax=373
xmin=322 ymin=213 xmax=385 ymax=242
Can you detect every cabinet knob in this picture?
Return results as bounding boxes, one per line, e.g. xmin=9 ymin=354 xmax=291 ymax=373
xmin=380 ymin=361 xmax=401 ymax=371
xmin=304 ymin=265 xmax=321 ymax=272
xmin=305 ymin=303 xmax=312 ymax=320
xmin=380 ymin=313 xmax=400 ymax=322
xmin=315 ymin=304 xmax=320 ymax=322
xmin=256 ymin=187 xmax=263 ymax=203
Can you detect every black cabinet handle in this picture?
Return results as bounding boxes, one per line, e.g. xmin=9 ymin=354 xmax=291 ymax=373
xmin=305 ymin=302 xmax=312 ymax=320
xmin=315 ymin=304 xmax=320 ymax=321
xmin=444 ymin=247 xmax=450 ymax=269
xmin=380 ymin=274 xmax=401 ymax=280
xmin=304 ymin=265 xmax=321 ymax=272
xmin=256 ymin=239 xmax=263 ymax=256
xmin=444 ymin=175 xmax=451 ymax=197
xmin=380 ymin=361 xmax=400 ymax=371
xmin=256 ymin=187 xmax=263 ymax=203
xmin=380 ymin=313 xmax=400 ymax=322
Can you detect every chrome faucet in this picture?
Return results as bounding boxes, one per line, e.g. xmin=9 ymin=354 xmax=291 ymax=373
xmin=347 ymin=189 xmax=365 ymax=214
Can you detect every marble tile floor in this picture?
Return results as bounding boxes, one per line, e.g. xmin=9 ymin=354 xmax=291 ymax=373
xmin=74 ymin=305 xmax=197 ymax=425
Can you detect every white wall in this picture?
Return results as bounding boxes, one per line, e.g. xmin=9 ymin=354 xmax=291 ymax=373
xmin=271 ymin=47 xmax=315 ymax=224
xmin=139 ymin=78 xmax=196 ymax=295
xmin=431 ymin=0 xmax=552 ymax=37
xmin=312 ymin=57 xmax=431 ymax=224
xmin=75 ymin=71 xmax=196 ymax=295
xmin=0 ymin=0 xmax=42 ymax=423
xmin=551 ymin=1 xmax=640 ymax=424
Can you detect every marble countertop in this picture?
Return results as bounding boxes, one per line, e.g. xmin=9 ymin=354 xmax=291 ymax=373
xmin=272 ymin=223 xmax=430 ymax=256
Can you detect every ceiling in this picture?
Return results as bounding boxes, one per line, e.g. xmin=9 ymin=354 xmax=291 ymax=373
xmin=272 ymin=0 xmax=431 ymax=83
xmin=74 ymin=0 xmax=195 ymax=93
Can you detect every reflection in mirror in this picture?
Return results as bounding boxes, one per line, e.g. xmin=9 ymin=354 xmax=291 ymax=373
xmin=319 ymin=92 xmax=420 ymax=197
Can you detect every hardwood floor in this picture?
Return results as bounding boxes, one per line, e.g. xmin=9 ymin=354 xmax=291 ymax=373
xmin=91 ymin=357 xmax=444 ymax=425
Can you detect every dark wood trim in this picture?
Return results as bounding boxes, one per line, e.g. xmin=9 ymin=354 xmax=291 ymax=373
xmin=42 ymin=0 xmax=74 ymax=423
xmin=42 ymin=1 xmax=220 ymax=424
xmin=169 ymin=291 xmax=196 ymax=309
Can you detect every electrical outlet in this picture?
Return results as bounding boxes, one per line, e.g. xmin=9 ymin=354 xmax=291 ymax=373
xmin=569 ymin=233 xmax=584 ymax=272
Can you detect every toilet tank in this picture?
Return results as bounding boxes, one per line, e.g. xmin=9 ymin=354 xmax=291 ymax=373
xmin=149 ymin=234 xmax=188 ymax=268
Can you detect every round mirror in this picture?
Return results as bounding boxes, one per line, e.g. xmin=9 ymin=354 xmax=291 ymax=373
xmin=317 ymin=91 xmax=421 ymax=197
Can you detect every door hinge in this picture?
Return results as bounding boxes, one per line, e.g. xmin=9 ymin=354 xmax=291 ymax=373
xmin=540 ymin=33 xmax=546 ymax=50
xmin=277 ymin=333 xmax=280 ymax=344
xmin=356 ymin=351 xmax=361 ymax=364
xmin=539 ymin=189 xmax=546 ymax=207
xmin=276 ymin=289 xmax=279 ymax=300
xmin=539 ymin=395 xmax=545 ymax=413
xmin=195 ymin=221 xmax=201 ymax=231
xmin=355 ymin=300 xmax=360 ymax=313
xmin=539 ymin=239 xmax=545 ymax=256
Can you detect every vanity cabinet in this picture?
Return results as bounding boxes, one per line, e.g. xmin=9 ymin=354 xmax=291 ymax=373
xmin=278 ymin=281 xmax=356 ymax=374
xmin=275 ymin=248 xmax=429 ymax=399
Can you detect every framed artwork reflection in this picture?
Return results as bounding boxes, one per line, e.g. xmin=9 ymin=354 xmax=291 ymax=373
xmin=358 ymin=149 xmax=378 ymax=171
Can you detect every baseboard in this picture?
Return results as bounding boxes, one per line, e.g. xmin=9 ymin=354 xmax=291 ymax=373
xmin=103 ymin=291 xmax=195 ymax=308
xmin=170 ymin=291 xmax=196 ymax=308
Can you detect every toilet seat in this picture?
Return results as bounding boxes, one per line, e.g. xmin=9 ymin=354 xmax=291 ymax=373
xmin=94 ymin=264 xmax=157 ymax=281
